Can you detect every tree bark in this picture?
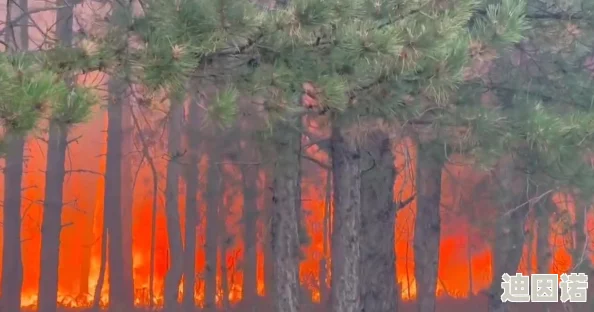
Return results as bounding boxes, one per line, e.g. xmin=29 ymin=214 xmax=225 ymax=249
xmin=38 ymin=123 xmax=68 ymax=312
xmin=205 ymin=145 xmax=222 ymax=311
xmin=414 ymin=143 xmax=443 ymax=312
xmin=130 ymin=106 xmax=160 ymax=307
xmin=263 ymin=175 xmax=275 ymax=299
xmin=241 ymin=155 xmax=259 ymax=307
xmin=1 ymin=134 xmax=25 ymax=311
xmin=38 ymin=3 xmax=73 ymax=310
xmin=487 ymin=157 xmax=528 ymax=312
xmin=1 ymin=1 xmax=28 ymax=310
xmin=121 ymin=94 xmax=135 ymax=308
xmin=330 ymin=126 xmax=361 ymax=312
xmin=163 ymin=97 xmax=185 ymax=312
xmin=360 ymin=131 xmax=398 ymax=312
xmin=103 ymin=0 xmax=134 ymax=308
xmin=572 ymin=200 xmax=592 ymax=273
xmin=104 ymin=77 xmax=128 ymax=310
xmin=182 ymin=99 xmax=200 ymax=311
xmin=270 ymin=121 xmax=302 ymax=312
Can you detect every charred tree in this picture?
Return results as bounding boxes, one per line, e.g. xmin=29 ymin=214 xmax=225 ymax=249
xmin=329 ymin=126 xmax=361 ymax=312
xmin=270 ymin=120 xmax=302 ymax=312
xmin=104 ymin=77 xmax=129 ymax=310
xmin=130 ymin=105 xmax=160 ymax=307
xmin=38 ymin=3 xmax=74 ymax=311
xmin=414 ymin=142 xmax=443 ymax=312
xmin=262 ymin=174 xmax=276 ymax=299
xmin=38 ymin=121 xmax=69 ymax=312
xmin=182 ymin=98 xmax=201 ymax=311
xmin=487 ymin=157 xmax=529 ymax=312
xmin=1 ymin=1 xmax=28 ymax=310
xmin=572 ymin=199 xmax=592 ymax=274
xmin=163 ymin=97 xmax=185 ymax=311
xmin=205 ymin=144 xmax=222 ymax=311
xmin=360 ymin=131 xmax=399 ymax=312
xmin=102 ymin=0 xmax=134 ymax=309
xmin=121 ymin=95 xmax=135 ymax=307
xmin=240 ymin=148 xmax=259 ymax=307
xmin=1 ymin=133 xmax=25 ymax=311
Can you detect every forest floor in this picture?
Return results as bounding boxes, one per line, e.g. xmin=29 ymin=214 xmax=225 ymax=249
xmin=27 ymin=296 xmax=592 ymax=312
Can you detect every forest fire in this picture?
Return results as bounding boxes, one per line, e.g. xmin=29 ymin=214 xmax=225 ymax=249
xmin=1 ymin=109 xmax=592 ymax=308
xmin=3 ymin=0 xmax=594 ymax=311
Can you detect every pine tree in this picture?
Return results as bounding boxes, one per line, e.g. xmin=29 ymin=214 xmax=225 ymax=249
xmin=459 ymin=0 xmax=594 ymax=310
xmin=38 ymin=2 xmax=96 ymax=312
xmin=1 ymin=1 xmax=30 ymax=310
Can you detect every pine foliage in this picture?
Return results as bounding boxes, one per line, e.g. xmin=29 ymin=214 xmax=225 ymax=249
xmin=10 ymin=0 xmax=594 ymax=195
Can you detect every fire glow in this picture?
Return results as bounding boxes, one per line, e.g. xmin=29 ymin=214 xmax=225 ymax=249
xmin=1 ymin=103 xmax=593 ymax=308
xmin=1 ymin=2 xmax=594 ymax=309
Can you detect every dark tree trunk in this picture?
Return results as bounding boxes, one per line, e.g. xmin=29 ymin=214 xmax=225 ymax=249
xmin=182 ymin=99 xmax=200 ymax=311
xmin=38 ymin=3 xmax=73 ymax=310
xmin=270 ymin=121 xmax=302 ymax=312
xmin=205 ymin=147 xmax=222 ymax=311
xmin=241 ymin=155 xmax=259 ymax=306
xmin=487 ymin=157 xmax=528 ymax=312
xmin=1 ymin=1 xmax=28 ymax=310
xmin=360 ymin=132 xmax=398 ymax=312
xmin=121 ymin=100 xmax=135 ymax=307
xmin=1 ymin=134 xmax=25 ymax=311
xmin=163 ymin=98 xmax=185 ymax=312
xmin=38 ymin=123 xmax=68 ymax=312
xmin=536 ymin=194 xmax=554 ymax=274
xmin=572 ymin=200 xmax=592 ymax=273
xmin=104 ymin=77 xmax=128 ymax=310
xmin=130 ymin=106 xmax=160 ymax=307
xmin=330 ymin=127 xmax=361 ymax=312
xmin=263 ymin=176 xmax=275 ymax=299
xmin=414 ymin=143 xmax=443 ymax=312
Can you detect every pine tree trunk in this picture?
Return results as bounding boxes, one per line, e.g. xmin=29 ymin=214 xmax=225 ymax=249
xmin=1 ymin=134 xmax=25 ymax=311
xmin=270 ymin=122 xmax=302 ymax=312
xmin=241 ymin=160 xmax=259 ymax=307
xmin=329 ymin=126 xmax=361 ymax=312
xmin=163 ymin=98 xmax=185 ymax=312
xmin=38 ymin=123 xmax=68 ymax=312
xmin=121 ymin=101 xmax=135 ymax=307
xmin=488 ymin=158 xmax=528 ymax=312
xmin=104 ymin=77 xmax=128 ymax=310
xmin=360 ymin=131 xmax=398 ymax=312
xmin=38 ymin=3 xmax=73 ymax=310
xmin=182 ymin=100 xmax=200 ymax=311
xmin=1 ymin=1 xmax=28 ymax=310
xmin=205 ymin=147 xmax=222 ymax=311
xmin=572 ymin=200 xmax=592 ymax=273
xmin=263 ymin=177 xmax=275 ymax=299
xmin=414 ymin=143 xmax=443 ymax=312
xmin=536 ymin=194 xmax=553 ymax=274
xmin=571 ymin=198 xmax=594 ymax=312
